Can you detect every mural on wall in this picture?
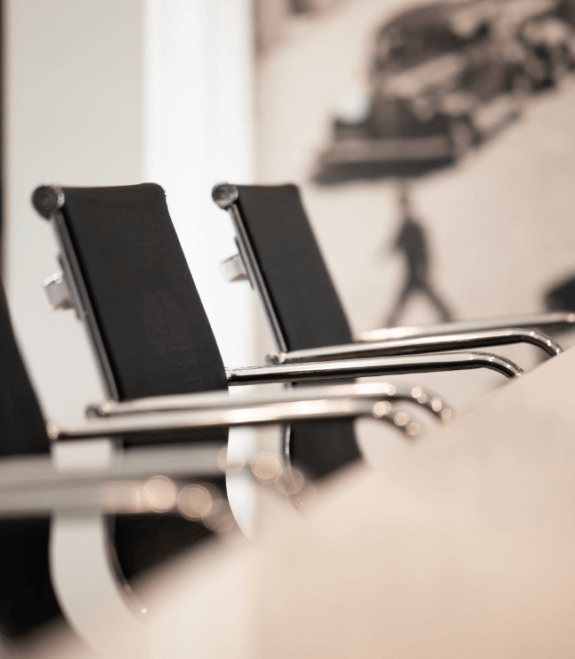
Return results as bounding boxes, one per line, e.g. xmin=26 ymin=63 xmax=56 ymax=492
xmin=317 ymin=0 xmax=575 ymax=183
xmin=312 ymin=0 xmax=575 ymax=325
xmin=255 ymin=0 xmax=575 ymax=408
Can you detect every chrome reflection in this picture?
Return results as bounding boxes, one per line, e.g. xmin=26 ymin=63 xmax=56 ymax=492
xmin=141 ymin=476 xmax=178 ymax=513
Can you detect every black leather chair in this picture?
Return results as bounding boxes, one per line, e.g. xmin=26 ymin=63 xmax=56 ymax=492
xmin=212 ymin=182 xmax=573 ymax=357
xmin=212 ymin=183 xmax=566 ymax=476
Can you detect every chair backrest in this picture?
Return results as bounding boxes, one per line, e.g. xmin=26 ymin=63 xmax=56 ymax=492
xmin=215 ymin=184 xmax=353 ymax=352
xmin=34 ymin=183 xmax=228 ymax=404
xmin=213 ymin=183 xmax=360 ymax=478
xmin=33 ymin=183 xmax=227 ymax=581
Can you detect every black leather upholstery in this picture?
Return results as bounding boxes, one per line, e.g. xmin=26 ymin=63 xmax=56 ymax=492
xmin=59 ymin=184 xmax=228 ymax=579
xmin=234 ymin=185 xmax=361 ymax=478
xmin=235 ymin=184 xmax=353 ymax=350
xmin=0 ymin=288 xmax=60 ymax=638
xmin=0 ymin=287 xmax=49 ymax=459
xmin=61 ymin=184 xmax=228 ymax=401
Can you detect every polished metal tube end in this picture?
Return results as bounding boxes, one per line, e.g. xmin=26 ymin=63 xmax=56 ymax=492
xmin=212 ymin=183 xmax=239 ymax=209
xmin=266 ymin=352 xmax=287 ymax=365
xmin=32 ymin=185 xmax=65 ymax=219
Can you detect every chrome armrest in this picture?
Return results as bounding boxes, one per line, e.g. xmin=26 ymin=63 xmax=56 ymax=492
xmin=29 ymin=384 xmax=458 ymax=517
xmin=225 ymin=352 xmax=522 ymax=384
xmin=0 ymin=445 xmax=224 ymax=517
xmin=0 ymin=444 xmax=224 ymax=487
xmin=51 ymin=383 xmax=454 ymax=442
xmin=268 ymin=328 xmax=561 ymax=366
xmin=0 ymin=443 xmax=298 ymax=529
xmin=89 ymin=383 xmax=452 ymax=428
xmin=354 ymin=312 xmax=575 ymax=343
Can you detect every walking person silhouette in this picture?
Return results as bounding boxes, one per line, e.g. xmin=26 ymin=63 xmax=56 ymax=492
xmin=386 ymin=181 xmax=453 ymax=327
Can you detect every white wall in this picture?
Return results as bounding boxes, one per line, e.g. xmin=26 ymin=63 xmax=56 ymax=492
xmin=4 ymin=0 xmax=255 ymax=420
xmin=5 ymin=0 xmax=145 ymax=418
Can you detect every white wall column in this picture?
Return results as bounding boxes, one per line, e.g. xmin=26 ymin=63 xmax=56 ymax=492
xmin=142 ymin=0 xmax=256 ymax=536
xmin=143 ymin=0 xmax=255 ymax=368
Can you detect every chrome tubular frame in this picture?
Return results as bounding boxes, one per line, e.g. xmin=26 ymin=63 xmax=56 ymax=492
xmin=212 ymin=183 xmax=287 ymax=350
xmin=212 ymin=183 xmax=288 ymax=352
xmin=267 ymin=328 xmax=561 ymax=365
xmin=355 ymin=312 xmax=575 ymax=343
xmin=33 ymin=185 xmax=120 ymax=399
xmin=225 ymin=352 xmax=522 ymax=383
xmin=0 ymin=385 xmax=443 ymax=517
xmin=87 ymin=383 xmax=452 ymax=424
xmin=49 ymin=389 xmax=420 ymax=442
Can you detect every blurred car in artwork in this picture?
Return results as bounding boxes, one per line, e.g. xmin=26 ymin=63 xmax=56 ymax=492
xmin=316 ymin=0 xmax=558 ymax=176
xmin=518 ymin=9 xmax=575 ymax=87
